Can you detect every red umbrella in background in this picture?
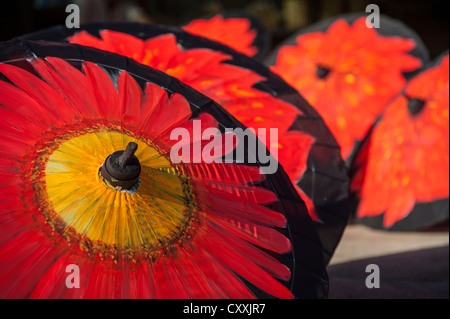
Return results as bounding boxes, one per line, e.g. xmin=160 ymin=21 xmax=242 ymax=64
xmin=350 ymin=53 xmax=449 ymax=230
xmin=21 ymin=23 xmax=350 ymax=264
xmin=182 ymin=12 xmax=271 ymax=60
xmin=0 ymin=39 xmax=328 ymax=298
xmin=267 ymin=13 xmax=428 ymax=162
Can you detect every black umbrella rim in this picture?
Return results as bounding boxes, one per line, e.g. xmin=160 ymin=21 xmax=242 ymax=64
xmin=0 ymin=38 xmax=328 ymax=298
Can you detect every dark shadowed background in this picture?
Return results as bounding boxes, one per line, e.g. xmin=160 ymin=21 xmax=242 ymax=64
xmin=1 ymin=0 xmax=448 ymax=60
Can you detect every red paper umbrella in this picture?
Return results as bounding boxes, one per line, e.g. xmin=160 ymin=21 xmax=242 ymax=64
xmin=351 ymin=53 xmax=449 ymax=230
xmin=182 ymin=12 xmax=270 ymax=60
xmin=21 ymin=23 xmax=350 ymax=264
xmin=0 ymin=40 xmax=329 ymax=298
xmin=268 ymin=13 xmax=427 ymax=161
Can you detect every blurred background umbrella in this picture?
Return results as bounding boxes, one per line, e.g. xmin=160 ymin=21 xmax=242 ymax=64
xmin=21 ymin=22 xmax=350 ymax=265
xmin=0 ymin=39 xmax=328 ymax=298
xmin=350 ymin=53 xmax=449 ymax=230
xmin=267 ymin=13 xmax=428 ymax=163
xmin=182 ymin=12 xmax=271 ymax=60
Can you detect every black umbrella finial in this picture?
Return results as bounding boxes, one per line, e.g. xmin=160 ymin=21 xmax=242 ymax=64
xmin=100 ymin=142 xmax=141 ymax=190
xmin=316 ymin=65 xmax=331 ymax=79
xmin=406 ymin=96 xmax=426 ymax=116
xmin=117 ymin=142 xmax=138 ymax=168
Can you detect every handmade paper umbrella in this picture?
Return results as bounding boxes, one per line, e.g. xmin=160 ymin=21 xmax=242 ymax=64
xmin=268 ymin=13 xmax=427 ymax=162
xmin=0 ymin=39 xmax=330 ymax=298
xmin=350 ymin=53 xmax=449 ymax=230
xmin=182 ymin=12 xmax=271 ymax=60
xmin=21 ymin=22 xmax=350 ymax=264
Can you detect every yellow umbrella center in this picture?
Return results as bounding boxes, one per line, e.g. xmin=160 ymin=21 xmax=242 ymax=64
xmin=42 ymin=127 xmax=196 ymax=260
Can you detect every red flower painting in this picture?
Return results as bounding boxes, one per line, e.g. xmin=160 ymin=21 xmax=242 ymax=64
xmin=182 ymin=14 xmax=258 ymax=57
xmin=355 ymin=55 xmax=449 ymax=228
xmin=270 ymin=17 xmax=422 ymax=159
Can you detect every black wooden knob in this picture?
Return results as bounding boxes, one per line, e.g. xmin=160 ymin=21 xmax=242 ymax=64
xmin=100 ymin=142 xmax=141 ymax=190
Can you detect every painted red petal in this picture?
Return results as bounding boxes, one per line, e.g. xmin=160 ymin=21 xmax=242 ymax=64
xmin=186 ymin=162 xmax=263 ymax=185
xmin=30 ymin=58 xmax=98 ymax=119
xmin=137 ymin=82 xmax=170 ymax=134
xmin=151 ymin=257 xmax=189 ymax=298
xmin=0 ymin=105 xmax=47 ymax=155
xmin=161 ymin=257 xmax=192 ymax=299
xmin=81 ymin=262 xmax=117 ymax=298
xmin=0 ymin=229 xmax=66 ymax=298
xmin=82 ymin=62 xmax=121 ymax=123
xmin=149 ymin=93 xmax=192 ymax=138
xmin=69 ymin=30 xmax=115 ymax=52
xmin=277 ymin=130 xmax=315 ymax=181
xmin=183 ymin=15 xmax=258 ymax=57
xmin=170 ymin=246 xmax=224 ymax=298
xmin=133 ymin=263 xmax=158 ymax=298
xmin=199 ymin=224 xmax=293 ymax=299
xmin=208 ymin=214 xmax=291 ymax=254
xmin=205 ymin=221 xmax=291 ymax=280
xmin=117 ymin=70 xmax=143 ymax=128
xmin=0 ymin=80 xmax=53 ymax=130
xmin=143 ymin=34 xmax=181 ymax=69
xmin=100 ymin=30 xmax=146 ymax=60
xmin=271 ymin=16 xmax=422 ymax=159
xmin=0 ymin=63 xmax=76 ymax=125
xmin=187 ymin=239 xmax=255 ymax=298
xmin=356 ymin=55 xmax=449 ymax=227
xmin=203 ymin=182 xmax=277 ymax=205
xmin=196 ymin=181 xmax=286 ymax=228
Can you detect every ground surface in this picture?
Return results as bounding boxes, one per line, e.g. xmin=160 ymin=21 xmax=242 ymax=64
xmin=327 ymin=222 xmax=449 ymax=299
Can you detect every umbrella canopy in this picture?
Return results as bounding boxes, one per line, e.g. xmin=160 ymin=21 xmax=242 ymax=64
xmin=0 ymin=40 xmax=328 ymax=298
xmin=182 ymin=12 xmax=271 ymax=60
xmin=20 ymin=22 xmax=350 ymax=265
xmin=350 ymin=53 xmax=449 ymax=230
xmin=267 ymin=13 xmax=427 ymax=162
